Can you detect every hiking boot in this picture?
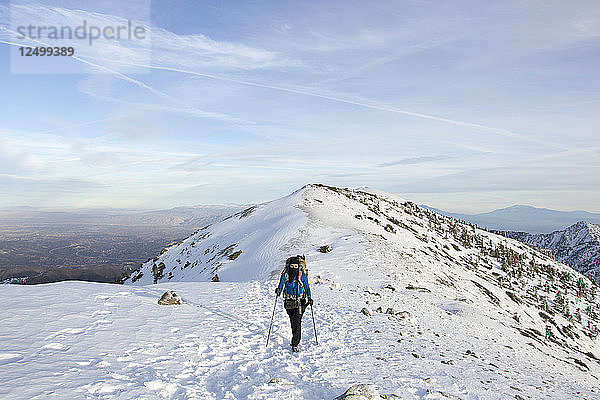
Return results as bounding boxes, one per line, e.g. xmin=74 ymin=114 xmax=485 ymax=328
xmin=292 ymin=346 xmax=300 ymax=352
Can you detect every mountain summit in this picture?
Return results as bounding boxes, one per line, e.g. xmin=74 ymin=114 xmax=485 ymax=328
xmin=129 ymin=184 xmax=419 ymax=284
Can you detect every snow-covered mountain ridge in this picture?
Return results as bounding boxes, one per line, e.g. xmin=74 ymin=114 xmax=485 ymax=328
xmin=503 ymin=221 xmax=600 ymax=283
xmin=3 ymin=184 xmax=600 ymax=399
xmin=124 ymin=184 xmax=600 ymax=395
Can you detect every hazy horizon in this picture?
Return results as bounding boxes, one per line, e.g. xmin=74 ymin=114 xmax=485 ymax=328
xmin=2 ymin=190 xmax=600 ymax=216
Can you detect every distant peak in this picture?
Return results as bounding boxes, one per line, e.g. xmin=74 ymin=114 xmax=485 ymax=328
xmin=571 ymin=220 xmax=593 ymax=230
xmin=505 ymin=204 xmax=539 ymax=210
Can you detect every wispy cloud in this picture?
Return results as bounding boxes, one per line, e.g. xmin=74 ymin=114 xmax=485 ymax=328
xmin=4 ymin=1 xmax=571 ymax=149
xmin=150 ymin=30 xmax=290 ymax=71
xmin=2 ymin=3 xmax=287 ymax=129
xmin=0 ymin=173 xmax=106 ymax=192
xmin=5 ymin=3 xmax=292 ymax=72
xmin=3 ymin=1 xmax=580 ymax=151
xmin=0 ymin=137 xmax=45 ymax=174
xmin=378 ymin=155 xmax=453 ymax=167
xmin=393 ymin=166 xmax=600 ymax=194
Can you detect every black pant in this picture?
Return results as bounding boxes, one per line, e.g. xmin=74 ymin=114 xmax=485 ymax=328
xmin=286 ymin=300 xmax=307 ymax=347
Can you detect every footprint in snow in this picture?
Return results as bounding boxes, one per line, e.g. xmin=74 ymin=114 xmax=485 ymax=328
xmin=40 ymin=343 xmax=70 ymax=351
xmin=0 ymin=353 xmax=23 ymax=365
xmin=44 ymin=329 xmax=88 ymax=341
xmin=92 ymin=319 xmax=113 ymax=326
xmin=84 ymin=380 xmax=128 ymax=395
xmin=57 ymin=327 xmax=86 ymax=335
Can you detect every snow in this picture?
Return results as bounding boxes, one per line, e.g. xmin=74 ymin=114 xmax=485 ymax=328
xmin=2 ymin=184 xmax=600 ymax=399
xmin=1 ymin=276 xmax=598 ymax=399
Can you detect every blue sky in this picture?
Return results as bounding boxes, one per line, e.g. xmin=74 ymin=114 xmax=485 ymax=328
xmin=0 ymin=0 xmax=599 ymax=212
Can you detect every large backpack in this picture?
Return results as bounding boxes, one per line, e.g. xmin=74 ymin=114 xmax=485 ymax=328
xmin=286 ymin=254 xmax=308 ymax=276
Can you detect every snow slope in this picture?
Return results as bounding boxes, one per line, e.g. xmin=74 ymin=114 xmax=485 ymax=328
xmin=1 ymin=278 xmax=597 ymax=399
xmin=505 ymin=221 xmax=600 ymax=282
xmin=2 ymin=184 xmax=600 ymax=399
xmin=127 ymin=185 xmax=370 ymax=284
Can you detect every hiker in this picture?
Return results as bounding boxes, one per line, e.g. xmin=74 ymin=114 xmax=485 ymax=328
xmin=275 ymin=256 xmax=313 ymax=352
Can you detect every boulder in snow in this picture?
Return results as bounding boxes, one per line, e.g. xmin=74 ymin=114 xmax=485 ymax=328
xmin=319 ymin=244 xmax=332 ymax=253
xmin=269 ymin=377 xmax=293 ymax=385
xmin=395 ymin=311 xmax=411 ymax=319
xmin=335 ymin=384 xmax=381 ymax=399
xmin=158 ymin=291 xmax=184 ymax=305
xmin=361 ymin=308 xmax=372 ymax=316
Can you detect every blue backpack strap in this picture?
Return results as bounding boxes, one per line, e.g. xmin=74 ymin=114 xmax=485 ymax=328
xmin=301 ymin=272 xmax=311 ymax=298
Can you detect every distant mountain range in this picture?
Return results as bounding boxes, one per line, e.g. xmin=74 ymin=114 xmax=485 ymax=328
xmin=423 ymin=204 xmax=600 ymax=234
xmin=0 ymin=204 xmax=246 ymax=227
xmin=502 ymin=221 xmax=600 ymax=283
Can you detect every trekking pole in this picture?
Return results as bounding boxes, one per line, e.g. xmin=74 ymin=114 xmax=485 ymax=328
xmin=266 ymin=294 xmax=278 ymax=347
xmin=310 ymin=303 xmax=318 ymax=345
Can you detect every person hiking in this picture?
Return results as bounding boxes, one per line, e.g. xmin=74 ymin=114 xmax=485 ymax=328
xmin=275 ymin=256 xmax=313 ymax=352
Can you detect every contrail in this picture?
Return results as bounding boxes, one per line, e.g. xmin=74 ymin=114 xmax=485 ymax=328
xmin=87 ymin=59 xmax=571 ymax=151
xmin=0 ymin=28 xmax=569 ymax=151
xmin=0 ymin=34 xmax=249 ymax=126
